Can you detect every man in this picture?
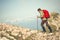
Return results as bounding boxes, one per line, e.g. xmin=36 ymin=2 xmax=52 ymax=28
xmin=37 ymin=8 xmax=52 ymax=32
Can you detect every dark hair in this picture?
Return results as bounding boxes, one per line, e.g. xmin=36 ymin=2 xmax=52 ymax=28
xmin=37 ymin=8 xmax=41 ymax=11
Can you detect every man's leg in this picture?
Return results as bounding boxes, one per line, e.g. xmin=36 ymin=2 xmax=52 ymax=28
xmin=41 ymin=20 xmax=46 ymax=32
xmin=46 ymin=21 xmax=52 ymax=32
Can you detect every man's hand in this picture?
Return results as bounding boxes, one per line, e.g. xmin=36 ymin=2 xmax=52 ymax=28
xmin=37 ymin=16 xmax=40 ymax=18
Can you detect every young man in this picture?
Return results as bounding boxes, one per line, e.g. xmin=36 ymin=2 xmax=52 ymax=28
xmin=37 ymin=8 xmax=52 ymax=32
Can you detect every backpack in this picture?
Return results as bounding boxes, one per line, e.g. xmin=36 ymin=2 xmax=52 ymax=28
xmin=42 ymin=10 xmax=50 ymax=18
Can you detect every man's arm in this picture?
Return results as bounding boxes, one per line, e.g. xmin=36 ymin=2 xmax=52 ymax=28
xmin=37 ymin=11 xmax=43 ymax=18
xmin=40 ymin=11 xmax=44 ymax=17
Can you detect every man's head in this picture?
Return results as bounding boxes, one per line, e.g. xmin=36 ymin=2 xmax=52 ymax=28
xmin=37 ymin=8 xmax=41 ymax=12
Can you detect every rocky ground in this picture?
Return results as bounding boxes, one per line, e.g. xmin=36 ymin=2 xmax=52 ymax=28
xmin=0 ymin=12 xmax=60 ymax=40
xmin=0 ymin=23 xmax=37 ymax=40
xmin=25 ymin=31 xmax=60 ymax=40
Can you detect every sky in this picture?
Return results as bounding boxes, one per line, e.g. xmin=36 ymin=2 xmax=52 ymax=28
xmin=0 ymin=0 xmax=60 ymax=30
xmin=0 ymin=0 xmax=60 ymax=20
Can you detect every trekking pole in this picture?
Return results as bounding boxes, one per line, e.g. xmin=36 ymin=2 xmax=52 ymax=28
xmin=37 ymin=16 xmax=38 ymax=30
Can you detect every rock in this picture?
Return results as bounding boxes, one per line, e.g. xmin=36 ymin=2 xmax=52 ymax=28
xmin=0 ymin=23 xmax=37 ymax=40
xmin=0 ymin=37 xmax=9 ymax=40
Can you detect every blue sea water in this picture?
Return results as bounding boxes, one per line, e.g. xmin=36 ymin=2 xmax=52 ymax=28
xmin=0 ymin=18 xmax=42 ymax=30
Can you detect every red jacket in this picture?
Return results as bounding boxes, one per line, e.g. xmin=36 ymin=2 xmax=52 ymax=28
xmin=42 ymin=10 xmax=50 ymax=18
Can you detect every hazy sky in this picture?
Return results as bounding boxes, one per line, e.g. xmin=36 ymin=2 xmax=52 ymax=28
xmin=0 ymin=0 xmax=60 ymax=21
